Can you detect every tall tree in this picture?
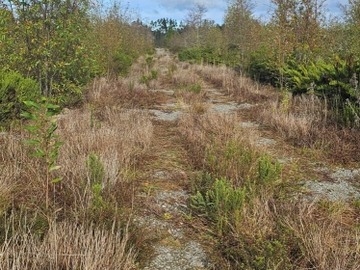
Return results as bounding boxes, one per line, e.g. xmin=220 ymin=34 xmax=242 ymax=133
xmin=224 ymin=0 xmax=260 ymax=67
xmin=342 ymin=0 xmax=360 ymax=58
xmin=1 ymin=0 xmax=93 ymax=97
xmin=270 ymin=0 xmax=325 ymax=65
xmin=185 ymin=3 xmax=208 ymax=47
xmin=150 ymin=18 xmax=179 ymax=47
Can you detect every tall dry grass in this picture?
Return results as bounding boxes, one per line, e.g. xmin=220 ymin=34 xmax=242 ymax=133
xmin=178 ymin=109 xmax=360 ymax=269
xmin=57 ymin=106 xmax=153 ymax=217
xmin=0 ymin=220 xmax=136 ymax=269
xmin=285 ymin=202 xmax=360 ymax=270
xmin=261 ymin=93 xmax=360 ymax=162
xmin=261 ymin=94 xmax=328 ymax=146
xmin=196 ymin=63 xmax=360 ymax=162
xmin=195 ymin=64 xmax=276 ymax=103
xmin=87 ymin=77 xmax=165 ymax=109
xmin=0 ymin=75 xmax=155 ymax=267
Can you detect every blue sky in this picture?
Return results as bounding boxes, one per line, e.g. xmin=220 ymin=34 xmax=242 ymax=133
xmin=126 ymin=0 xmax=347 ymax=24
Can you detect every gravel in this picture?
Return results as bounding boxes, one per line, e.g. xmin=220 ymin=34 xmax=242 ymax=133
xmin=238 ymin=103 xmax=255 ymax=109
xmin=330 ymin=168 xmax=360 ymax=182
xmin=239 ymin=121 xmax=260 ymax=128
xmin=150 ymin=109 xmax=182 ymax=121
xmin=144 ymin=241 xmax=209 ymax=270
xmin=303 ymin=167 xmax=360 ymax=202
xmin=304 ymin=180 xmax=360 ymax=201
xmin=154 ymin=190 xmax=189 ymax=215
xmin=256 ymin=137 xmax=277 ymax=146
xmin=211 ymin=102 xmax=239 ymax=113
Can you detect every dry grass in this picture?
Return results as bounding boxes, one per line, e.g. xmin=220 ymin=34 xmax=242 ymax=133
xmin=86 ymin=77 xmax=165 ymax=109
xmin=261 ymin=94 xmax=328 ymax=146
xmin=0 ymin=105 xmax=153 ymax=213
xmin=57 ymin=106 xmax=153 ymax=215
xmin=261 ymin=94 xmax=360 ymax=162
xmin=223 ymin=198 xmax=360 ymax=269
xmin=178 ymin=110 xmax=262 ymax=185
xmin=285 ymin=202 xmax=360 ymax=270
xmin=195 ymin=64 xmax=276 ymax=103
xmin=179 ymin=108 xmax=360 ymax=269
xmin=172 ymin=65 xmax=202 ymax=88
xmin=0 ymin=74 xmax=155 ymax=267
xmin=0 ymin=220 xmax=136 ymax=269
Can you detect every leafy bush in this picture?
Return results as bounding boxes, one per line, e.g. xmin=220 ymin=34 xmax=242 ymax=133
xmin=178 ymin=47 xmax=223 ymax=65
xmin=282 ymin=56 xmax=360 ymax=126
xmin=248 ymin=47 xmax=279 ymax=85
xmin=282 ymin=57 xmax=357 ymax=98
xmin=113 ymin=51 xmax=135 ymax=76
xmin=191 ymin=177 xmax=246 ymax=234
xmin=0 ymin=70 xmax=40 ymax=123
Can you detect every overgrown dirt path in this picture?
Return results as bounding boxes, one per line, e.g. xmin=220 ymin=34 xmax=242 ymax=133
xmin=135 ymin=49 xmax=360 ymax=269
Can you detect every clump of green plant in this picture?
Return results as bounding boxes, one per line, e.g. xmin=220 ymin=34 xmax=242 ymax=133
xmin=0 ymin=69 xmax=40 ymax=124
xmin=140 ymin=69 xmax=158 ymax=88
xmin=145 ymin=54 xmax=154 ymax=70
xmin=191 ymin=177 xmax=246 ymax=235
xmin=21 ymin=97 xmax=63 ymax=209
xmin=113 ymin=51 xmax=134 ymax=76
xmin=205 ymin=139 xmax=258 ymax=184
xmin=86 ymin=153 xmax=105 ymax=210
xmin=186 ymin=83 xmax=202 ymax=94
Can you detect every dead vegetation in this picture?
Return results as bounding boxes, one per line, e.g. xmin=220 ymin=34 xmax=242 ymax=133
xmin=178 ymin=108 xmax=360 ymax=270
xmin=0 ymin=220 xmax=136 ymax=269
xmin=195 ymin=64 xmax=276 ymax=103
xmin=0 ymin=57 xmax=157 ymax=268
xmin=1 ymin=51 xmax=359 ymax=269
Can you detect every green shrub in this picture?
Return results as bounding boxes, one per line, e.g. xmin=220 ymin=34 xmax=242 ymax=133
xmin=281 ymin=56 xmax=360 ymax=127
xmin=178 ymin=47 xmax=223 ymax=65
xmin=0 ymin=70 xmax=40 ymax=123
xmin=113 ymin=51 xmax=134 ymax=76
xmin=86 ymin=153 xmax=107 ymax=214
xmin=248 ymin=47 xmax=279 ymax=85
xmin=140 ymin=69 xmax=158 ymax=88
xmin=87 ymin=153 xmax=105 ymax=186
xmin=191 ymin=177 xmax=246 ymax=235
xmin=186 ymin=83 xmax=202 ymax=94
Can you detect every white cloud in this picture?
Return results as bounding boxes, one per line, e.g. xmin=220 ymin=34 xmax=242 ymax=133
xmin=158 ymin=0 xmax=225 ymax=11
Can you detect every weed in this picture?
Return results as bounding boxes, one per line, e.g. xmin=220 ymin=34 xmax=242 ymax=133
xmin=140 ymin=69 xmax=158 ymax=88
xmin=186 ymin=83 xmax=202 ymax=94
xmin=21 ymin=98 xmax=63 ymax=209
xmin=191 ymin=177 xmax=246 ymax=235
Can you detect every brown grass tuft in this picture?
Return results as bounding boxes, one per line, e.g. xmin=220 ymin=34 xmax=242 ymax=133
xmin=261 ymin=94 xmax=360 ymax=162
xmin=285 ymin=202 xmax=360 ymax=269
xmin=86 ymin=77 xmax=165 ymax=109
xmin=0 ymin=220 xmax=136 ymax=269
xmin=195 ymin=64 xmax=276 ymax=103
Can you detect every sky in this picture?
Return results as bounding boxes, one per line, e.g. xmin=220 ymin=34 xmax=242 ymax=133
xmin=126 ymin=0 xmax=347 ymax=25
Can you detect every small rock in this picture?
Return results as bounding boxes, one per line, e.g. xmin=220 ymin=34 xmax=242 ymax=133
xmin=256 ymin=137 xmax=277 ymax=146
xmin=149 ymin=110 xmax=182 ymax=121
xmin=238 ymin=103 xmax=255 ymax=109
xmin=239 ymin=121 xmax=259 ymax=128
xmin=330 ymin=168 xmax=360 ymax=182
